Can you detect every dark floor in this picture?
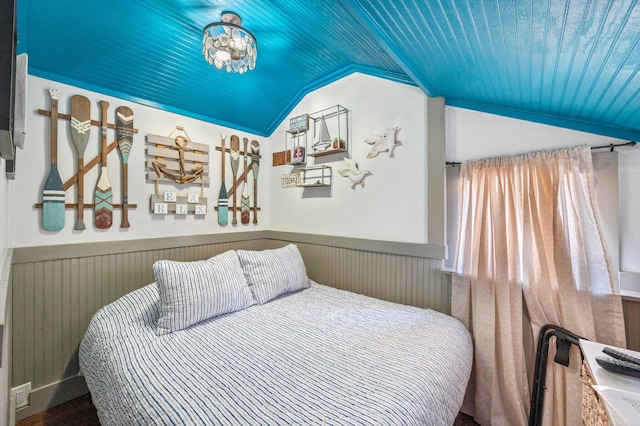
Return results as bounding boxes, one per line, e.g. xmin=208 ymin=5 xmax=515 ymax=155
xmin=16 ymin=394 xmax=99 ymax=426
xmin=17 ymin=394 xmax=479 ymax=425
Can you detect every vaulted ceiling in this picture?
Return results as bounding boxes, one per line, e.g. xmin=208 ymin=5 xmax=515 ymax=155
xmin=20 ymin=0 xmax=640 ymax=139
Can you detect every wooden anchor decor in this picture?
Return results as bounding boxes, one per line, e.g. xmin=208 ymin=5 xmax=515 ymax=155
xmin=214 ymin=136 xmax=261 ymax=225
xmin=146 ymin=126 xmax=209 ymax=216
xmin=36 ymin=90 xmax=139 ymax=230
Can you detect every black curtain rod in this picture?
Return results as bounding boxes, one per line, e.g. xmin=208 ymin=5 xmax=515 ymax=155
xmin=445 ymin=141 xmax=637 ymax=167
xmin=591 ymin=141 xmax=637 ymax=151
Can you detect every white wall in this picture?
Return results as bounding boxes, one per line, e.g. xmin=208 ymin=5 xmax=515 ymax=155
xmin=13 ymin=76 xmax=268 ymax=248
xmin=269 ymin=73 xmax=429 ymax=244
xmin=13 ymin=75 xmax=640 ymax=270
xmin=619 ymin=151 xmax=640 ymax=272
xmin=446 ymin=107 xmax=625 ymax=161
xmin=446 ymin=106 xmax=640 ymax=274
xmin=11 ymin=73 xmax=429 ymax=249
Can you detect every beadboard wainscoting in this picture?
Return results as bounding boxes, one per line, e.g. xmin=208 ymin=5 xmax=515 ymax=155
xmin=1 ymin=250 xmax=12 ymax=426
xmin=268 ymin=241 xmax=449 ymax=312
xmin=11 ymin=232 xmax=450 ymax=420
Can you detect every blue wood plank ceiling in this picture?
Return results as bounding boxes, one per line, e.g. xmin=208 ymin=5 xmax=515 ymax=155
xmin=18 ymin=0 xmax=640 ymax=139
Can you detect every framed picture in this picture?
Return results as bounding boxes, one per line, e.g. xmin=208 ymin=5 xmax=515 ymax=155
xmin=291 ymin=146 xmax=305 ymax=164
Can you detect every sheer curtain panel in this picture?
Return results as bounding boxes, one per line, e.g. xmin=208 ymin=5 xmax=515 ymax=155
xmin=453 ymin=145 xmax=625 ymax=426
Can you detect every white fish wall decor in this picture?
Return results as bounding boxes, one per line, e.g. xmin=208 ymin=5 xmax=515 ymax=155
xmin=365 ymin=126 xmax=402 ymax=158
xmin=338 ymin=158 xmax=371 ymax=189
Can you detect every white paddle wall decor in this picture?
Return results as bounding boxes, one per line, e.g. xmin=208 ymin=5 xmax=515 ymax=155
xmin=213 ymin=136 xmax=262 ymax=226
xmin=42 ymin=88 xmax=65 ymax=231
xmin=36 ymin=92 xmax=138 ymax=231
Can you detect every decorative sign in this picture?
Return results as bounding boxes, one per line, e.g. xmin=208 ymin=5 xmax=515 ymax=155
xmin=151 ymin=193 xmax=207 ymax=215
xmin=281 ymin=173 xmax=301 ymax=188
xmin=289 ymin=114 xmax=309 ymax=132
xmin=272 ymin=150 xmax=291 ymax=166
xmin=146 ymin=128 xmax=209 ymax=217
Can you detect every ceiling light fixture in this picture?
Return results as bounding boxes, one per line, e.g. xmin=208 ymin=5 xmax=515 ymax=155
xmin=202 ymin=11 xmax=257 ymax=74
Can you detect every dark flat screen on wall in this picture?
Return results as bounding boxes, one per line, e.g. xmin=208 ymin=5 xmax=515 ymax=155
xmin=0 ymin=0 xmax=17 ymax=161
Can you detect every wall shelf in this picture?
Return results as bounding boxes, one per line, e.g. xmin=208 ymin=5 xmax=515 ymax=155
xmin=308 ymin=105 xmax=348 ymax=156
xmin=284 ymin=105 xmax=349 ymax=161
xmin=284 ymin=129 xmax=308 ymax=165
xmin=307 ymin=147 xmax=347 ymax=158
xmin=296 ymin=165 xmax=332 ymax=187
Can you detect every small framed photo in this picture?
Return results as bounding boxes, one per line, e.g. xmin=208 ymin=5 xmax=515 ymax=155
xmin=291 ymin=146 xmax=305 ymax=164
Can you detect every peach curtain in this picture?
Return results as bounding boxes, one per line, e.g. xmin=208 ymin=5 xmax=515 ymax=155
xmin=453 ymin=146 xmax=625 ymax=425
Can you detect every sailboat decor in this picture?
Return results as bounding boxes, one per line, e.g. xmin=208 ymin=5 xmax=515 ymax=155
xmin=312 ymin=115 xmax=331 ymax=152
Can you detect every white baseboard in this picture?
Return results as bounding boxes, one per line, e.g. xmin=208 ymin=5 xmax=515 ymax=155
xmin=14 ymin=375 xmax=88 ymax=422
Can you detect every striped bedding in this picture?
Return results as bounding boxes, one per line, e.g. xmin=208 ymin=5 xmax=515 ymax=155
xmin=80 ymin=281 xmax=473 ymax=425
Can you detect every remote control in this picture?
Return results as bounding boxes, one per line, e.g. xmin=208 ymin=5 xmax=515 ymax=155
xmin=603 ymin=347 xmax=640 ymax=365
xmin=596 ymin=356 xmax=640 ymax=379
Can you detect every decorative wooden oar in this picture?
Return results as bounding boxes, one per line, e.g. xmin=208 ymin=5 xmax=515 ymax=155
xmin=94 ymin=101 xmax=113 ymax=229
xmin=230 ymin=136 xmax=240 ymax=225
xmin=241 ymin=138 xmax=250 ymax=225
xmin=241 ymin=177 xmax=250 ymax=224
xmin=251 ymin=140 xmax=260 ymax=224
xmin=70 ymin=95 xmax=91 ymax=230
xmin=116 ymin=106 xmax=134 ymax=228
xmin=42 ymin=88 xmax=65 ymax=232
xmin=218 ymin=133 xmax=229 ymax=225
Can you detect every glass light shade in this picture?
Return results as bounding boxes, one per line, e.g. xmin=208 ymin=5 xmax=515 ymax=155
xmin=202 ymin=12 xmax=257 ymax=74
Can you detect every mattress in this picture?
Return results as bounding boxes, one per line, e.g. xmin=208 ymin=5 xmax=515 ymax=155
xmin=80 ymin=281 xmax=472 ymax=425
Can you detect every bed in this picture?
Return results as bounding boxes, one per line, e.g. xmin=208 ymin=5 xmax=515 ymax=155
xmin=79 ymin=245 xmax=473 ymax=425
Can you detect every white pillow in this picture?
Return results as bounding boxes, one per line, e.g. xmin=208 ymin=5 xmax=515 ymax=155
xmin=237 ymin=244 xmax=310 ymax=304
xmin=153 ymin=250 xmax=255 ymax=335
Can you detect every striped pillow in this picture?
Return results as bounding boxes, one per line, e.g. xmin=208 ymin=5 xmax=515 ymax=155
xmin=237 ymin=244 xmax=310 ymax=304
xmin=153 ymin=250 xmax=255 ymax=335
